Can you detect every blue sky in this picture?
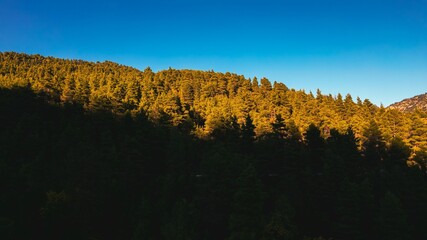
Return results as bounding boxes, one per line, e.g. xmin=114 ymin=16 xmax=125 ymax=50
xmin=1 ymin=0 xmax=426 ymax=106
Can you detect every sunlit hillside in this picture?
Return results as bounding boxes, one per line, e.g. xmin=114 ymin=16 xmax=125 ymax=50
xmin=1 ymin=52 xmax=427 ymax=240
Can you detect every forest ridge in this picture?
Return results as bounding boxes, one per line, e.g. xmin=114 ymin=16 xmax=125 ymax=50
xmin=1 ymin=52 xmax=427 ymax=239
xmin=1 ymin=52 xmax=426 ymax=153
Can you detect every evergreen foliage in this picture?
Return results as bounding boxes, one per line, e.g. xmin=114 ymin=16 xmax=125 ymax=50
xmin=1 ymin=52 xmax=427 ymax=239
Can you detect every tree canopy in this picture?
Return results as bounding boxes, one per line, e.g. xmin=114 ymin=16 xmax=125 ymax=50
xmin=1 ymin=52 xmax=427 ymax=239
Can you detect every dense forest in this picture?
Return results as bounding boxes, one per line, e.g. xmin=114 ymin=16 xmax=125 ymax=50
xmin=1 ymin=52 xmax=427 ymax=239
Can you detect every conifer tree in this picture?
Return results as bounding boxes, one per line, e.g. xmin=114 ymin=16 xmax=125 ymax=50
xmin=378 ymin=192 xmax=409 ymax=240
xmin=229 ymin=165 xmax=264 ymax=240
xmin=362 ymin=120 xmax=386 ymax=166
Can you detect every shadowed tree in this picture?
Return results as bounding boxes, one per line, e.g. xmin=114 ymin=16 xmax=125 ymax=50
xmin=413 ymin=150 xmax=427 ymax=173
xmin=271 ymin=114 xmax=288 ymax=139
xmin=161 ymin=199 xmax=196 ymax=240
xmin=362 ymin=120 xmax=386 ymax=169
xmin=229 ymin=164 xmax=264 ymax=240
xmin=378 ymin=192 xmax=409 ymax=240
xmin=304 ymin=124 xmax=325 ymax=174
xmin=241 ymin=115 xmax=256 ymax=151
xmin=264 ymin=196 xmax=298 ymax=240
xmin=385 ymin=137 xmax=410 ymax=169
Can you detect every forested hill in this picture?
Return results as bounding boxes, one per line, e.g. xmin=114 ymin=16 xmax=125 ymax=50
xmin=389 ymin=93 xmax=427 ymax=112
xmin=2 ymin=52 xmax=427 ymax=239
xmin=1 ymin=52 xmax=426 ymax=151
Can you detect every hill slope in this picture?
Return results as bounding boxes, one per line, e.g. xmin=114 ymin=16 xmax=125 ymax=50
xmin=2 ymin=52 xmax=427 ymax=240
xmin=389 ymin=93 xmax=427 ymax=112
xmin=0 ymin=52 xmax=427 ymax=150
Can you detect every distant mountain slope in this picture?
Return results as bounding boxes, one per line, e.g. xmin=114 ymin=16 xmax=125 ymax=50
xmin=389 ymin=93 xmax=427 ymax=112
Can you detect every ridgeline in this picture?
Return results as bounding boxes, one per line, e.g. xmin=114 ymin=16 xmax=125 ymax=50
xmin=389 ymin=93 xmax=427 ymax=112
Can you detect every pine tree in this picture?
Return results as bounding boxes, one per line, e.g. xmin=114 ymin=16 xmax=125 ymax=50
xmin=264 ymin=196 xmax=298 ymax=240
xmin=261 ymin=77 xmax=272 ymax=91
xmin=271 ymin=114 xmax=288 ymax=139
xmin=362 ymin=120 xmax=386 ymax=167
xmin=241 ymin=115 xmax=256 ymax=150
xmin=304 ymin=124 xmax=325 ymax=173
xmin=229 ymin=165 xmax=264 ymax=240
xmin=386 ymin=138 xmax=410 ymax=169
xmin=378 ymin=192 xmax=409 ymax=240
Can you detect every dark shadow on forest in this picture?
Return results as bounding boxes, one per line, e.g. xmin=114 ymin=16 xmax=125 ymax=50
xmin=1 ymin=87 xmax=427 ymax=240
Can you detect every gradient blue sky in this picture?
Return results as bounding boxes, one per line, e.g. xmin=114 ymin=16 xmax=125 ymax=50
xmin=1 ymin=0 xmax=426 ymax=106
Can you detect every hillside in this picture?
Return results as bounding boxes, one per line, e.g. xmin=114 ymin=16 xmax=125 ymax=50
xmin=1 ymin=52 xmax=427 ymax=150
xmin=1 ymin=52 xmax=427 ymax=240
xmin=389 ymin=93 xmax=427 ymax=112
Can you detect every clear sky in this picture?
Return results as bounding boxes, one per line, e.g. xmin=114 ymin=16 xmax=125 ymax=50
xmin=1 ymin=0 xmax=426 ymax=106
